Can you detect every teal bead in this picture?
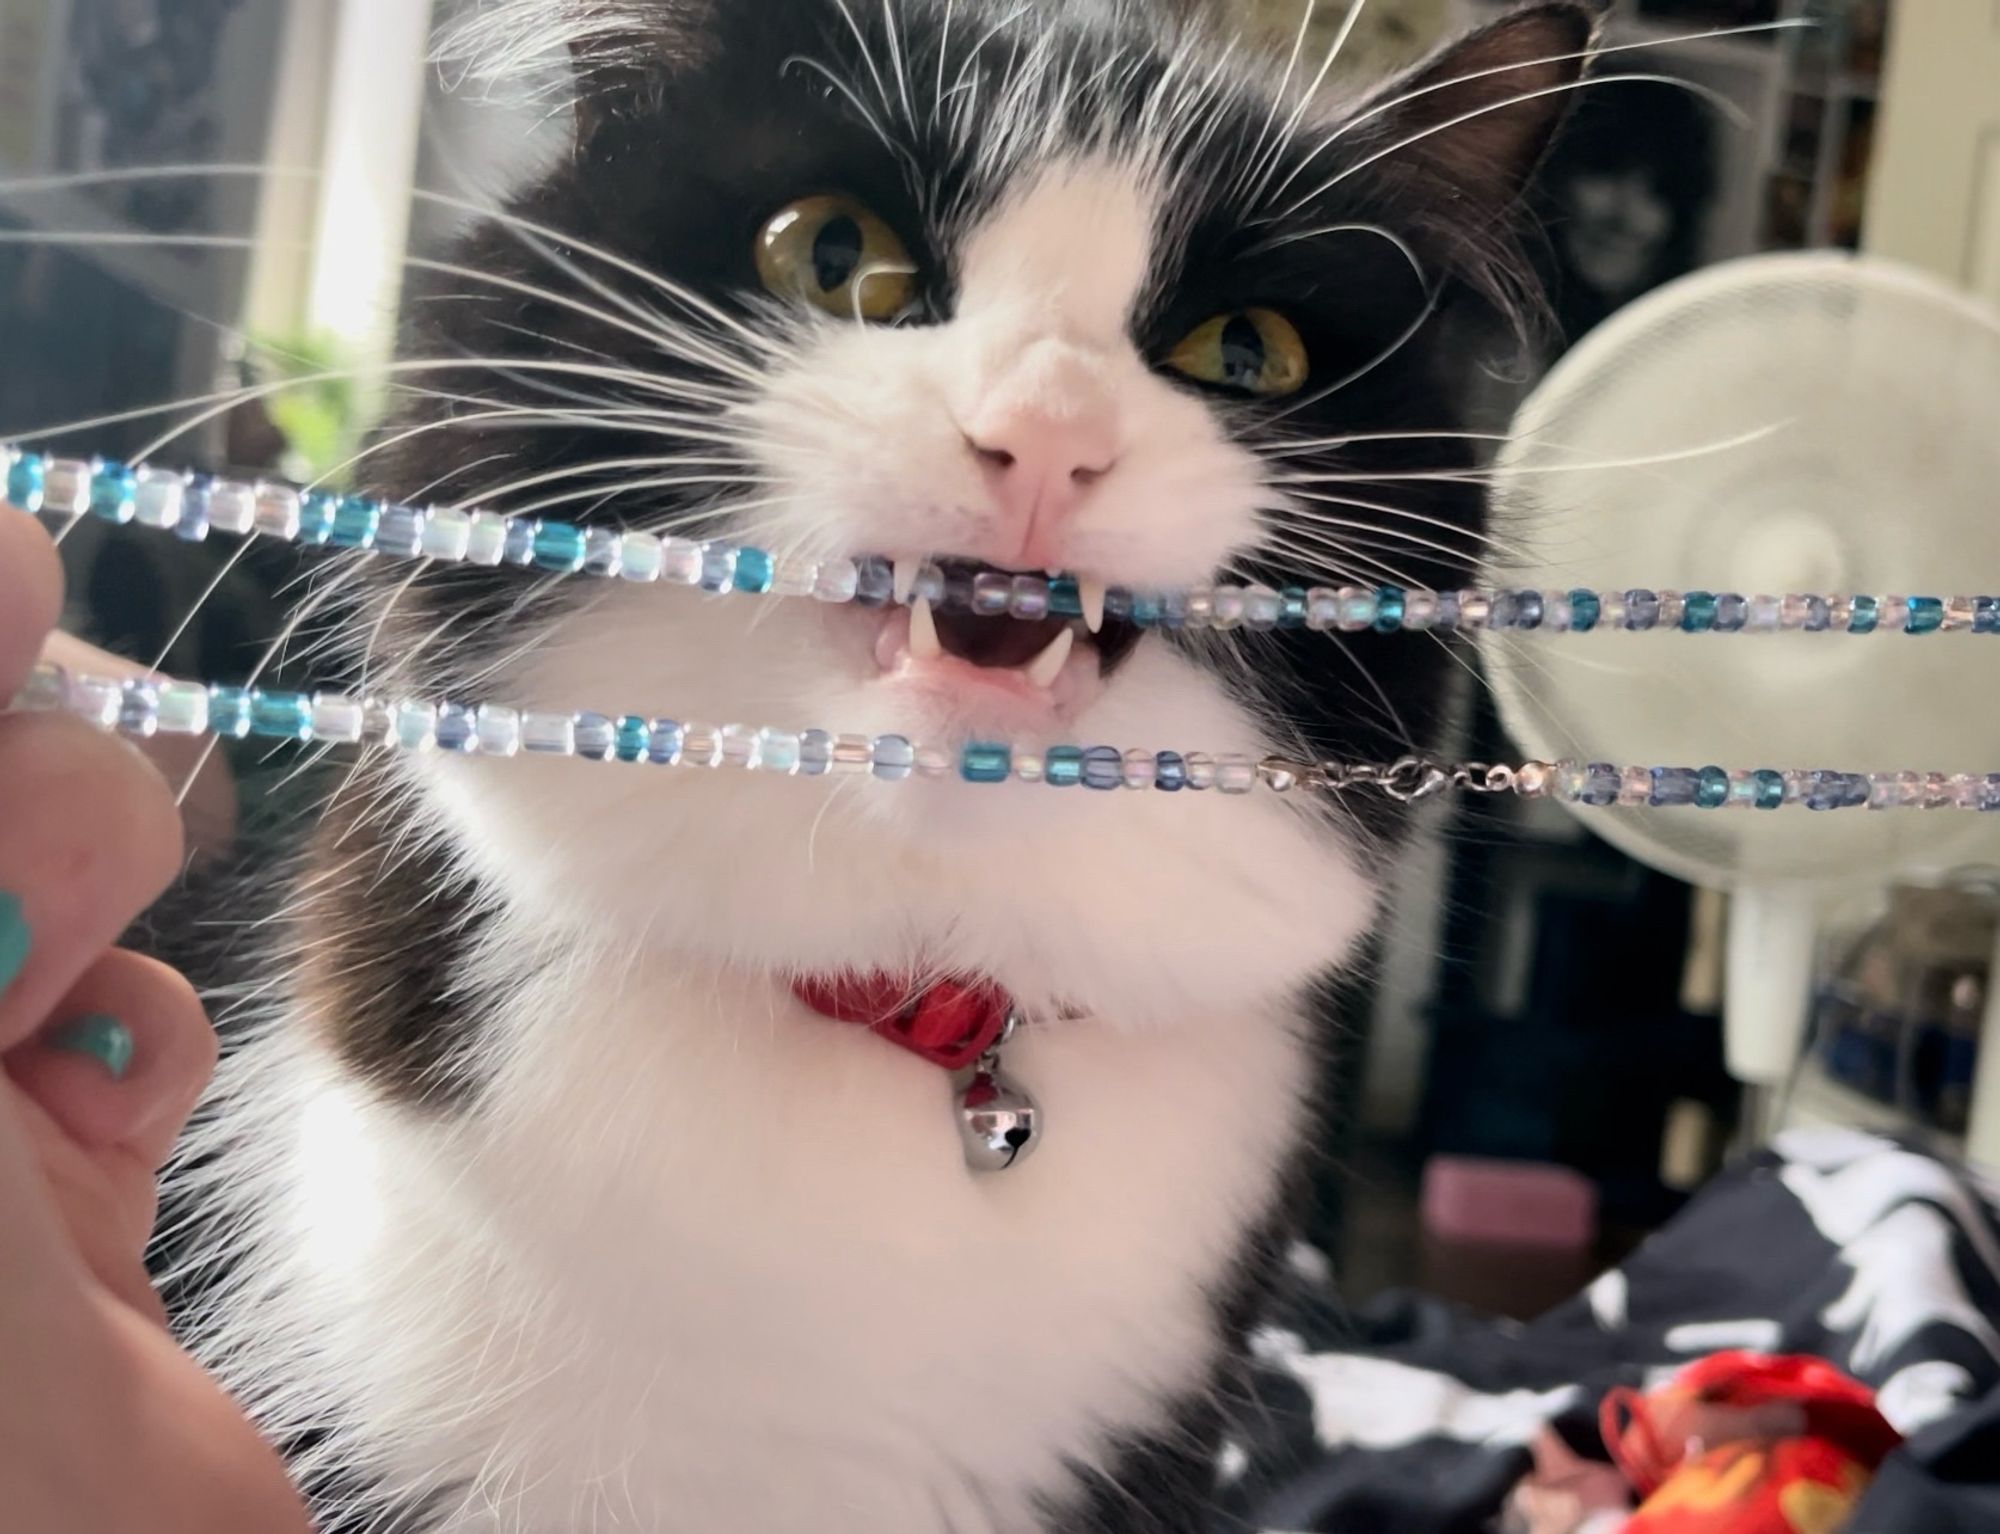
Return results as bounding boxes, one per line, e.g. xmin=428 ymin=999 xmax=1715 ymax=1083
xmin=1280 ymin=588 xmax=1309 ymax=629
xmin=531 ymin=520 xmax=587 ymax=573
xmin=1752 ymin=769 xmax=1786 ymax=811
xmin=330 ymin=496 xmax=381 ymax=550
xmin=1681 ymin=592 xmax=1717 ymax=632
xmin=1849 ymin=595 xmax=1879 ymax=633
xmin=1130 ymin=591 xmax=1163 ymax=629
xmin=961 ymin=742 xmax=1011 ymax=784
xmin=208 ymin=686 xmax=254 ymax=739
xmin=1373 ymin=587 xmax=1406 ymax=632
xmin=298 ymin=491 xmax=339 ymax=546
xmin=249 ymin=690 xmax=314 ymax=741
xmin=1695 ymin=766 xmax=1729 ymax=808
xmin=6 ymin=453 xmax=45 ymax=512
xmin=1906 ymin=597 xmax=1944 ymax=635
xmin=89 ymin=462 xmax=137 ymax=523
xmin=1568 ymin=590 xmax=1601 ymax=632
xmin=1048 ymin=576 xmax=1084 ymax=618
xmin=1045 ymin=746 xmax=1084 ymax=788
xmin=614 ymin=715 xmax=650 ymax=763
xmin=732 ymin=547 xmax=775 ymax=594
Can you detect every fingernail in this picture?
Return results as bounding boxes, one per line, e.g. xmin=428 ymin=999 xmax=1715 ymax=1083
xmin=0 ymin=891 xmax=27 ymax=991
xmin=48 ymin=1015 xmax=135 ymax=1081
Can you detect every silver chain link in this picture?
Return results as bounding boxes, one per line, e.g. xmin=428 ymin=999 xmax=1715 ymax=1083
xmin=1259 ymin=754 xmax=1540 ymax=802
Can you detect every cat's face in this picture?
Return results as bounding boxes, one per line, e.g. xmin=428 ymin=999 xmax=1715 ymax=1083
xmin=357 ymin=0 xmax=1589 ymax=1026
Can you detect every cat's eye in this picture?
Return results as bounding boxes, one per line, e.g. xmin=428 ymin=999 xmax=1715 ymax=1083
xmin=755 ymin=195 xmax=917 ymax=321
xmin=1167 ymin=309 xmax=1310 ymax=398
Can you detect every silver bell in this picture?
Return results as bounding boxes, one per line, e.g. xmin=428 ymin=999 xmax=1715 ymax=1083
xmin=955 ymin=1064 xmax=1040 ymax=1172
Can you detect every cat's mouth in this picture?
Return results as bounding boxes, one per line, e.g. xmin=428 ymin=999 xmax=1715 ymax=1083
xmin=869 ymin=559 xmax=1143 ymax=715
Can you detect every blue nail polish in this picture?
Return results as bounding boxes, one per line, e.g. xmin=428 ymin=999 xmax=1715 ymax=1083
xmin=49 ymin=1015 xmax=135 ymax=1081
xmin=0 ymin=891 xmax=27 ymax=992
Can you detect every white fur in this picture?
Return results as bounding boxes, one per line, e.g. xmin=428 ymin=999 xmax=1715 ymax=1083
xmin=185 ymin=154 xmax=1378 ymax=1532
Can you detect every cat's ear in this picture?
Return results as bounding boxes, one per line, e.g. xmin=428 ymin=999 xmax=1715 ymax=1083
xmin=1355 ymin=2 xmax=1599 ymax=214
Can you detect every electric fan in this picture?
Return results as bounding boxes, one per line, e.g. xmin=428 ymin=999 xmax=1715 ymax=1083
xmin=1483 ymin=251 xmax=2000 ymax=1149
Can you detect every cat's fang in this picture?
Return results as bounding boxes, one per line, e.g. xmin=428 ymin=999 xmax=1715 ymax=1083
xmin=909 ymin=597 xmax=943 ymax=662
xmin=893 ymin=556 xmax=922 ymax=605
xmin=1079 ymin=578 xmax=1108 ymax=635
xmin=1024 ymin=627 xmax=1075 ymax=690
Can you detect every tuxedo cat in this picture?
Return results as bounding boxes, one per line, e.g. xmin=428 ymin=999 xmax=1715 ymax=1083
xmin=171 ymin=3 xmax=1594 ymax=1528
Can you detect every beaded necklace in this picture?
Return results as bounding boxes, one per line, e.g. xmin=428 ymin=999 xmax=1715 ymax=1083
xmin=9 ymin=443 xmax=2000 ymax=820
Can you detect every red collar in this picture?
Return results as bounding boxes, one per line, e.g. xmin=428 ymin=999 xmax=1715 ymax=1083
xmin=791 ymin=973 xmax=1014 ymax=1072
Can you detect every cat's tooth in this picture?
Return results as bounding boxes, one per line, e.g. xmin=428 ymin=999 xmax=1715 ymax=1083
xmin=909 ymin=596 xmax=943 ymax=661
xmin=1079 ymin=578 xmax=1107 ymax=635
xmin=894 ymin=556 xmax=922 ymax=605
xmin=1024 ymin=627 xmax=1074 ymax=690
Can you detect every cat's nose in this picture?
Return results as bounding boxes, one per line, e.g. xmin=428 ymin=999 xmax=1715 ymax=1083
xmin=962 ymin=409 xmax=1119 ymax=557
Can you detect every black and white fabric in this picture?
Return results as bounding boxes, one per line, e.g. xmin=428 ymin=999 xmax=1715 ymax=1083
xmin=1216 ymin=1129 xmax=2000 ymax=1533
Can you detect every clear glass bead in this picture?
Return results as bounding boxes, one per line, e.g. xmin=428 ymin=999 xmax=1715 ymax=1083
xmin=1747 ymin=595 xmax=1781 ymax=631
xmin=395 ymin=703 xmax=438 ymax=752
xmin=311 ymin=694 xmax=365 ymax=745
xmin=1402 ymin=590 xmax=1438 ymax=631
xmin=43 ymin=458 xmax=90 ymax=515
xmin=131 ymin=467 xmax=185 ymax=530
xmin=1656 ymin=591 xmax=1684 ymax=629
xmin=1946 ymin=596 xmax=1977 ymax=631
xmin=770 ymin=556 xmax=818 ymax=597
xmin=1014 ymin=751 xmax=1046 ymax=783
xmin=476 ymin=706 xmax=522 ymax=757
xmin=752 ymin=729 xmax=799 ymax=775
xmin=872 ymin=735 xmax=916 ymax=781
xmin=1924 ymin=771 xmax=1954 ymax=809
xmin=1540 ymin=594 xmax=1571 ymax=632
xmin=414 ymin=506 xmax=468 ymax=562
xmin=1305 ymin=588 xmax=1341 ymax=631
xmin=522 ymin=712 xmax=576 ymax=755
xmin=358 ymin=698 xmax=395 ymax=747
xmin=1185 ymin=752 xmax=1218 ymax=790
xmin=583 ymin=528 xmax=624 ymax=578
xmin=1515 ymin=761 xmax=1554 ymax=797
xmin=1182 ymin=588 xmax=1215 ymax=629
xmin=720 ymin=724 xmax=761 ymax=770
xmin=681 ymin=724 xmax=723 ymax=768
xmin=1952 ymin=773 xmax=1982 ymax=808
xmin=1828 ymin=596 xmax=1853 ymax=631
xmin=1457 ymin=592 xmax=1491 ymax=630
xmin=463 ymin=512 xmax=508 ymax=566
xmin=813 ymin=558 xmax=859 ymax=603
xmin=1242 ymin=587 xmax=1283 ymax=631
xmin=914 ymin=744 xmax=951 ymax=780
xmin=1211 ymin=588 xmax=1246 ymax=630
xmin=1880 ymin=596 xmax=1909 ymax=630
xmin=1618 ymin=767 xmax=1652 ymax=806
xmin=1215 ymin=754 xmax=1257 ymax=795
xmin=67 ymin=674 xmax=122 ymax=729
xmin=798 ymin=730 xmax=832 ymax=776
xmin=1866 ymin=772 xmax=1900 ymax=810
xmin=155 ymin=681 xmax=209 ymax=736
xmin=116 ymin=680 xmax=159 ymax=737
xmin=1554 ymin=762 xmax=1587 ymax=802
xmin=254 ymin=486 xmax=303 ymax=540
xmin=1122 ymin=749 xmax=1157 ymax=790
xmin=1780 ymin=594 xmax=1813 ymax=629
xmin=824 ymin=733 xmax=868 ymax=774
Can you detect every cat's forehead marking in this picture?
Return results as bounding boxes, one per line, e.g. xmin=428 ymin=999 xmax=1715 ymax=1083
xmin=955 ymin=157 xmax=1159 ymax=344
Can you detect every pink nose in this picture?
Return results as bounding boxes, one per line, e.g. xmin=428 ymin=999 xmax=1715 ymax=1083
xmin=963 ymin=409 xmax=1119 ymax=559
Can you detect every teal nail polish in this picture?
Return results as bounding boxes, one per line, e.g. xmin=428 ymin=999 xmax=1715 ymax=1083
xmin=49 ymin=1015 xmax=135 ymax=1081
xmin=0 ymin=891 xmax=27 ymax=992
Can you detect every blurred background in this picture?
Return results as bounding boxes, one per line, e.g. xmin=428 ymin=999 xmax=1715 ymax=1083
xmin=2 ymin=0 xmax=1996 ymax=1316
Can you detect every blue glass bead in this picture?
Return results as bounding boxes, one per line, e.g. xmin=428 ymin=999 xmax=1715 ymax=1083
xmin=376 ymin=504 xmax=426 ymax=559
xmin=574 ymin=712 xmax=615 ymax=761
xmin=1649 ymin=767 xmax=1699 ymax=807
xmin=1104 ymin=588 xmax=1135 ymax=623
xmin=207 ymin=686 xmax=253 ymax=739
xmin=1579 ymin=763 xmax=1620 ymax=808
xmin=872 ymin=735 xmax=915 ymax=781
xmin=909 ymin=565 xmax=946 ymax=605
xmin=1804 ymin=770 xmax=1867 ymax=811
xmin=961 ymin=742 xmax=1011 ymax=784
xmin=1801 ymin=595 xmax=1831 ymax=632
xmin=1045 ymin=746 xmax=1085 ymax=788
xmin=1906 ymin=596 xmax=1944 ymax=635
xmin=531 ymin=520 xmax=587 ymax=573
xmin=90 ymin=462 xmax=137 ymax=523
xmin=941 ymin=567 xmax=976 ymax=612
xmin=1713 ymin=593 xmax=1747 ymax=632
xmin=647 ymin=720 xmax=685 ymax=766
xmin=168 ymin=479 xmax=208 ymax=543
xmin=1155 ymin=751 xmax=1188 ymax=792
xmin=1010 ymin=576 xmax=1051 ymax=620
xmin=249 ymin=690 xmax=313 ymax=742
xmin=328 ymin=496 xmax=380 ymax=550
xmin=435 ymin=704 xmax=478 ymax=754
xmin=1432 ymin=591 xmax=1459 ymax=631
xmin=1160 ymin=589 xmax=1188 ymax=630
xmin=1081 ymin=746 xmax=1123 ymax=791
xmin=1623 ymin=590 xmax=1660 ymax=630
xmin=1978 ymin=775 xmax=2000 ymax=811
xmin=612 ymin=715 xmax=649 ymax=763
xmin=503 ymin=518 xmax=538 ymax=566
xmin=296 ymin=491 xmax=338 ymax=546
xmin=797 ymin=729 xmax=832 ymax=776
xmin=1681 ymin=592 xmax=1718 ymax=632
xmin=1048 ymin=576 xmax=1083 ymax=618
xmin=698 ymin=544 xmax=739 ymax=592
xmin=1695 ymin=766 xmax=1730 ymax=808
xmin=1280 ymin=588 xmax=1309 ymax=629
xmin=1130 ymin=591 xmax=1163 ymax=629
xmin=1752 ymin=769 xmax=1786 ymax=811
xmin=733 ymin=547 xmax=775 ymax=594
xmin=853 ymin=555 xmax=894 ymax=608
xmin=1374 ymin=587 xmax=1408 ymax=633
xmin=1975 ymin=598 xmax=2000 ymax=635
xmin=6 ymin=453 xmax=44 ymax=513
xmin=117 ymin=680 xmax=159 ymax=736
xmin=1849 ymin=595 xmax=1879 ymax=634
xmin=1568 ymin=590 xmax=1601 ymax=632
xmin=585 ymin=527 xmax=625 ymax=577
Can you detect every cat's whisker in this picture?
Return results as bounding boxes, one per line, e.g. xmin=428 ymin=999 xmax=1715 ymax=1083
xmin=1260 ymin=285 xmax=1441 ymax=425
xmin=1279 ymin=493 xmax=1530 ymax=556
xmin=1237 ymin=0 xmax=1368 ymax=208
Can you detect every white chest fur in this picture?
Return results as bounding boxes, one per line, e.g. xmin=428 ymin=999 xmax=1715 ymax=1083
xmin=214 ymin=950 xmax=1311 ymax=1533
